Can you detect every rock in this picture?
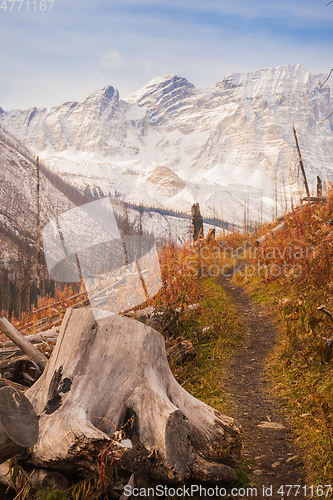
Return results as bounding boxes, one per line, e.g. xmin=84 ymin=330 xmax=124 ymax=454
xmin=120 ymin=439 xmax=133 ymax=449
xmin=166 ymin=340 xmax=196 ymax=366
xmin=134 ymin=306 xmax=155 ymax=324
xmin=257 ymin=421 xmax=286 ymax=430
xmin=187 ymin=304 xmax=199 ymax=312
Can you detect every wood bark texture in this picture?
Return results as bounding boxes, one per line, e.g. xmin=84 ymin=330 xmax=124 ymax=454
xmin=0 ymin=318 xmax=48 ymax=370
xmin=25 ymin=308 xmax=241 ymax=483
xmin=0 ymin=461 xmax=69 ymax=492
xmin=255 ymin=221 xmax=286 ymax=246
xmin=0 ymin=386 xmax=39 ymax=464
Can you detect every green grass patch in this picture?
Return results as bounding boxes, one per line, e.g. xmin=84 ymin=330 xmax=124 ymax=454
xmin=172 ymin=276 xmax=244 ymax=416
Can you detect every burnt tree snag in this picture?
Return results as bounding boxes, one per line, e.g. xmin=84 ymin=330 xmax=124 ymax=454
xmin=293 ymin=126 xmax=310 ymax=198
xmin=191 ymin=203 xmax=204 ymax=242
xmin=317 ymin=176 xmax=323 ymax=197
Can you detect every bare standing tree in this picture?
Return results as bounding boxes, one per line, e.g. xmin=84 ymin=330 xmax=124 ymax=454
xmin=318 ymin=69 xmax=333 ymax=125
xmin=36 ymin=156 xmax=41 ymax=304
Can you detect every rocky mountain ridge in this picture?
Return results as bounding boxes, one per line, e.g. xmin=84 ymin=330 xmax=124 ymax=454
xmin=1 ymin=64 xmax=332 ymax=223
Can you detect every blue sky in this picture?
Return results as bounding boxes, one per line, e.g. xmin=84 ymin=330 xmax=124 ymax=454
xmin=1 ymin=0 xmax=332 ymax=110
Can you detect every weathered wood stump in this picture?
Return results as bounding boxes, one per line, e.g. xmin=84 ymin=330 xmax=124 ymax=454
xmin=0 ymin=387 xmax=39 ymax=464
xmin=26 ymin=308 xmax=241 ymax=482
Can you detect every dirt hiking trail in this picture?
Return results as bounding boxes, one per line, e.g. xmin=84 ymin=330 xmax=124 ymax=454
xmin=218 ymin=273 xmax=306 ymax=499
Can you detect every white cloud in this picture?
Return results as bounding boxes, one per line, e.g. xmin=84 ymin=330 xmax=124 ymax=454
xmin=101 ymin=49 xmax=125 ymax=69
xmin=140 ymin=59 xmax=152 ymax=75
xmin=1 ymin=0 xmax=333 ymax=109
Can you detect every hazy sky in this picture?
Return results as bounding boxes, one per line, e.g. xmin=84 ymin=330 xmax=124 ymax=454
xmin=1 ymin=0 xmax=332 ymax=110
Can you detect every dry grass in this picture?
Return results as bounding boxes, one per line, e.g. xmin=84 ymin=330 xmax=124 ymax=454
xmin=5 ymin=239 xmax=245 ymax=500
xmin=227 ymin=188 xmax=333 ymax=488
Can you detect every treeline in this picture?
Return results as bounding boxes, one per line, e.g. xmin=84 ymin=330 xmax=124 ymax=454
xmin=0 ymin=124 xmax=94 ymax=207
xmin=0 ymin=248 xmax=56 ymax=318
xmin=0 ymin=123 xmax=231 ymax=228
xmin=0 ymin=123 xmax=232 ymax=320
xmin=119 ymin=200 xmax=230 ymax=229
xmin=0 ymin=125 xmax=92 ymax=318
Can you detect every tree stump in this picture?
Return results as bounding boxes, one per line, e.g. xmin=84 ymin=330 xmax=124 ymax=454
xmin=0 ymin=387 xmax=39 ymax=464
xmin=26 ymin=308 xmax=241 ymax=482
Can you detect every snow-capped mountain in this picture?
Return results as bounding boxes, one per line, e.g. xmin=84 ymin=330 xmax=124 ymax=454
xmin=1 ymin=64 xmax=332 ymax=224
xmin=0 ymin=126 xmax=216 ymax=272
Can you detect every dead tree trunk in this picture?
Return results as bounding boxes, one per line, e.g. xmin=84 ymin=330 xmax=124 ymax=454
xmin=317 ymin=176 xmax=323 ymax=197
xmin=0 ymin=387 xmax=39 ymax=464
xmin=0 ymin=318 xmax=48 ymax=371
xmin=25 ymin=308 xmax=241 ymax=482
xmin=293 ymin=125 xmax=310 ymax=198
xmin=0 ymin=461 xmax=69 ymax=491
xmin=191 ymin=203 xmax=204 ymax=242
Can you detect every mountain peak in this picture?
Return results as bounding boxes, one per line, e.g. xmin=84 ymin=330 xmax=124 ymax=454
xmin=1 ymin=63 xmax=332 ymax=225
xmin=125 ymin=75 xmax=195 ymax=106
xmin=85 ymin=85 xmax=119 ymax=103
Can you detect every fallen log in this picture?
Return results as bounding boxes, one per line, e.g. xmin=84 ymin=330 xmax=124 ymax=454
xmin=256 ymin=200 xmax=323 ymax=245
xmin=0 ymin=377 xmax=28 ymax=392
xmin=255 ymin=220 xmax=286 ymax=246
xmin=301 ymin=196 xmax=327 ymax=203
xmin=318 ymin=304 xmax=333 ymax=323
xmin=0 ymin=386 xmax=39 ymax=464
xmin=119 ymin=473 xmax=135 ymax=500
xmin=0 ymin=318 xmax=48 ymax=371
xmin=0 ymin=327 xmax=59 ymax=348
xmin=25 ymin=308 xmax=241 ymax=482
xmin=0 ymin=461 xmax=69 ymax=491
